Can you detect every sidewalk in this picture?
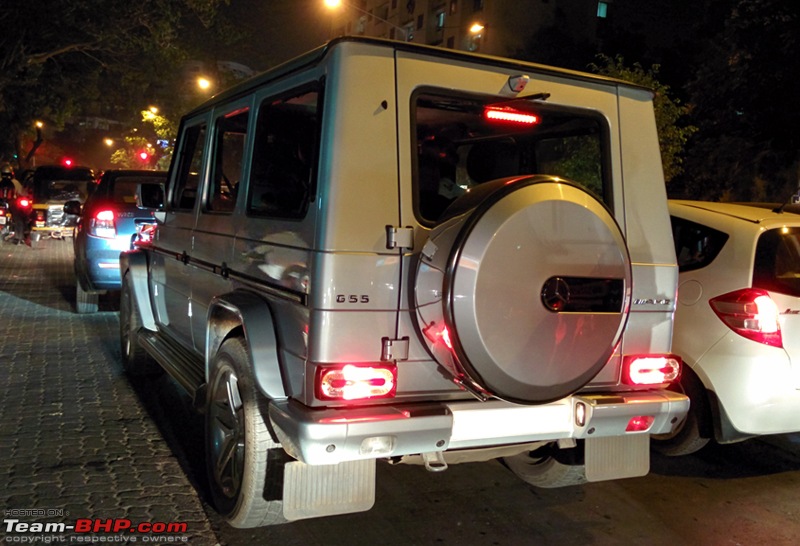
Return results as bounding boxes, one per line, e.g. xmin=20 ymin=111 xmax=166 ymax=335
xmin=0 ymin=240 xmax=219 ymax=544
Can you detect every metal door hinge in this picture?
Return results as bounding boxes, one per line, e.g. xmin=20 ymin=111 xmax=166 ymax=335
xmin=382 ymin=337 xmax=409 ymax=361
xmin=385 ymin=226 xmax=414 ymax=250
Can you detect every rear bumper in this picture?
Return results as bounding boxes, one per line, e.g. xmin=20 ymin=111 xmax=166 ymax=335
xmin=269 ymin=390 xmax=689 ymax=465
xmin=83 ymin=239 xmax=131 ymax=290
xmin=694 ymin=333 xmax=800 ymax=437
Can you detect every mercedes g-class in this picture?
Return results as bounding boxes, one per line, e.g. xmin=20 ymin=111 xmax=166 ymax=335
xmin=120 ymin=37 xmax=688 ymax=527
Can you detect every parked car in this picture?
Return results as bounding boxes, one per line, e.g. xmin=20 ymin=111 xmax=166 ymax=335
xmin=653 ymin=200 xmax=800 ymax=455
xmin=27 ymin=165 xmax=96 ymax=248
xmin=69 ymin=169 xmax=165 ymax=313
xmin=119 ymin=37 xmax=687 ymax=527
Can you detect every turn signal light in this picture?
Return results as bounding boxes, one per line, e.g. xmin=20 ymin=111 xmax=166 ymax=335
xmin=316 ymin=364 xmax=397 ymax=401
xmin=622 ymin=354 xmax=681 ymax=386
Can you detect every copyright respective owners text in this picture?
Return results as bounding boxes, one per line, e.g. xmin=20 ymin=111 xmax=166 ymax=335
xmin=3 ymin=508 xmax=190 ymax=543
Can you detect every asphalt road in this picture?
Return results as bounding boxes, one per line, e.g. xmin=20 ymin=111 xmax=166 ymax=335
xmin=2 ymin=239 xmax=800 ymax=545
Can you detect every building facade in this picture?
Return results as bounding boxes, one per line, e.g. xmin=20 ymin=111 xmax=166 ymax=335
xmin=326 ymin=0 xmax=611 ymax=58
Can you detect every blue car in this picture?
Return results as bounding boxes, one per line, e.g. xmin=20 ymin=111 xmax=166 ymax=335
xmin=72 ymin=169 xmax=165 ymax=313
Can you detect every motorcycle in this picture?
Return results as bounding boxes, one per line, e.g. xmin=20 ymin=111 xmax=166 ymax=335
xmin=0 ymin=197 xmax=11 ymax=240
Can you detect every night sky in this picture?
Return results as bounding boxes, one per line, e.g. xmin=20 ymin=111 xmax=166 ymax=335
xmin=218 ymin=0 xmax=334 ymax=71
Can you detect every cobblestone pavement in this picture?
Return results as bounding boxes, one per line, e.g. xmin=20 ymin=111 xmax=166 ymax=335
xmin=5 ymin=238 xmax=800 ymax=546
xmin=0 ymin=239 xmax=219 ymax=545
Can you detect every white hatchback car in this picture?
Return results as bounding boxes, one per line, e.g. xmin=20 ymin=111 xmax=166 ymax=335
xmin=654 ymin=200 xmax=800 ymax=455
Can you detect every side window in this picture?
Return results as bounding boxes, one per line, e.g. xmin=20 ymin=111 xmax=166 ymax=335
xmin=207 ymin=108 xmax=249 ymax=213
xmin=670 ymin=216 xmax=729 ymax=272
xmin=753 ymin=227 xmax=800 ymax=297
xmin=247 ymin=89 xmax=320 ymax=219
xmin=171 ymin=123 xmax=207 ymax=211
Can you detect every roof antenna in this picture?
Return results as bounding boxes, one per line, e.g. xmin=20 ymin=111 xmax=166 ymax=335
xmin=772 ymin=187 xmax=800 ymax=213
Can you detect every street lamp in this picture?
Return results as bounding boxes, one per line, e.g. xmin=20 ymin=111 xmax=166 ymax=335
xmin=468 ymin=21 xmax=486 ymax=51
xmin=197 ymin=76 xmax=212 ymax=91
xmin=324 ymin=0 xmax=409 ymax=41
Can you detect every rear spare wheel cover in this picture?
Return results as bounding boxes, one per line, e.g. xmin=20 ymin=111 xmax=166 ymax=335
xmin=415 ymin=176 xmax=631 ymax=404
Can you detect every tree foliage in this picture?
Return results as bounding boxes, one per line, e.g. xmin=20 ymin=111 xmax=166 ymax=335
xmin=683 ymin=0 xmax=800 ymax=201
xmin=0 ymin=0 xmax=228 ymax=169
xmin=589 ymin=55 xmax=697 ymax=184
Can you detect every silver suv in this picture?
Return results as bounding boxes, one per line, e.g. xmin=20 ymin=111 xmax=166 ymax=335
xmin=120 ymin=37 xmax=688 ymax=528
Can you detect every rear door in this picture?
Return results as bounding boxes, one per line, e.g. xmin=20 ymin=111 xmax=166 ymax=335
xmin=189 ymin=99 xmax=251 ymax=354
xmin=753 ymin=226 xmax=800 ymax=385
xmin=151 ymin=116 xmax=209 ymax=350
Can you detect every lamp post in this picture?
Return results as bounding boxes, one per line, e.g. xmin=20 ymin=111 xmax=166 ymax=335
xmin=197 ymin=76 xmax=212 ymax=92
xmin=324 ymin=0 xmax=409 ymax=41
xmin=468 ymin=21 xmax=486 ymax=51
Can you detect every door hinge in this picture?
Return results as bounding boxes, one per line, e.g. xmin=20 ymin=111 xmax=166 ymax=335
xmin=385 ymin=225 xmax=414 ymax=250
xmin=382 ymin=337 xmax=409 ymax=361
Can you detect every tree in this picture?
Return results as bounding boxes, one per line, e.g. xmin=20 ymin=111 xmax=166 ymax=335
xmin=684 ymin=0 xmax=800 ymax=201
xmin=110 ymin=108 xmax=176 ymax=170
xmin=0 ymin=0 xmax=228 ymax=169
xmin=589 ymin=55 xmax=697 ymax=184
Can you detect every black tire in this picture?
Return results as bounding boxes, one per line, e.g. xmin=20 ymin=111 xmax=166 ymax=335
xmin=502 ymin=445 xmax=588 ymax=488
xmin=119 ymin=273 xmax=160 ymax=376
xmin=651 ymin=366 xmax=711 ymax=456
xmin=75 ymin=278 xmax=99 ymax=314
xmin=205 ymin=337 xmax=286 ymax=528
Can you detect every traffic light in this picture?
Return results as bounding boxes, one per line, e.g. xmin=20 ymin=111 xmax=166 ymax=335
xmin=61 ymin=157 xmax=74 ymax=167
xmin=137 ymin=150 xmax=150 ymax=163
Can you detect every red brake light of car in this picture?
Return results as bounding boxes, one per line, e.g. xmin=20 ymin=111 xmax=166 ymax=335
xmin=483 ymin=107 xmax=540 ymax=125
xmin=316 ymin=364 xmax=397 ymax=401
xmin=90 ymin=209 xmax=116 ymax=239
xmin=709 ymin=288 xmax=782 ymax=348
xmin=622 ymin=354 xmax=681 ymax=386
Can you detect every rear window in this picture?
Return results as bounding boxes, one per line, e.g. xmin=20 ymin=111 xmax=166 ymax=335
xmin=753 ymin=227 xmax=800 ymax=297
xmin=35 ymin=179 xmax=93 ymax=203
xmin=111 ymin=176 xmax=166 ymax=207
xmin=413 ymin=89 xmax=611 ymax=224
xmin=671 ymin=216 xmax=729 ymax=272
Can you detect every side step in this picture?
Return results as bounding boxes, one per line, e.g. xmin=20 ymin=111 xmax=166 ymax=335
xmin=138 ymin=330 xmax=206 ymax=407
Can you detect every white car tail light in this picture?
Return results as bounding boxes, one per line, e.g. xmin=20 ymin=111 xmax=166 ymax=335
xmin=709 ymin=288 xmax=782 ymax=348
xmin=622 ymin=354 xmax=681 ymax=386
xmin=316 ymin=364 xmax=397 ymax=401
xmin=90 ymin=209 xmax=116 ymax=239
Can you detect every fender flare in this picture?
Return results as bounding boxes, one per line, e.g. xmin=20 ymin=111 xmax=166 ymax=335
xmin=206 ymin=290 xmax=288 ymax=401
xmin=119 ymin=249 xmax=156 ymax=331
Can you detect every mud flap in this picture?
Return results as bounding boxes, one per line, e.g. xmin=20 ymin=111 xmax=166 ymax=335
xmin=282 ymin=459 xmax=376 ymax=521
xmin=585 ymin=434 xmax=649 ymax=482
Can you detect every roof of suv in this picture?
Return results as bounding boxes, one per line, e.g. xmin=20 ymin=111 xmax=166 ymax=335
xmin=189 ymin=36 xmax=652 ymax=118
xmin=670 ymin=199 xmax=800 ymax=225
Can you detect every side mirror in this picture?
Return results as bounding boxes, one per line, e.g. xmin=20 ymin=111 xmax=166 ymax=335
xmin=137 ymin=182 xmax=165 ymax=210
xmin=64 ymin=200 xmax=82 ymax=216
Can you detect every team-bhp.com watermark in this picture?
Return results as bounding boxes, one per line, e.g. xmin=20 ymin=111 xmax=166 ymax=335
xmin=3 ymin=509 xmax=190 ymax=543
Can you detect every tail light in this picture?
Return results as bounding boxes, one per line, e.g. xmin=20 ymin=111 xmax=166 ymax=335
xmin=622 ymin=354 xmax=681 ymax=386
xmin=17 ymin=197 xmax=31 ymax=209
xmin=89 ymin=209 xmax=116 ymax=238
xmin=709 ymin=288 xmax=782 ymax=348
xmin=316 ymin=363 xmax=397 ymax=401
xmin=136 ymin=223 xmax=156 ymax=245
